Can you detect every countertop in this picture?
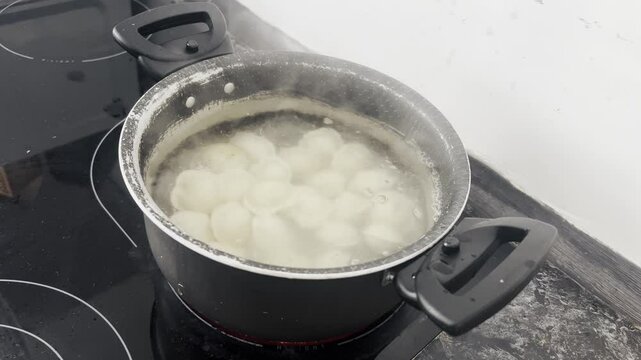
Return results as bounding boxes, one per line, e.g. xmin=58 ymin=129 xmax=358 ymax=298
xmin=419 ymin=264 xmax=641 ymax=359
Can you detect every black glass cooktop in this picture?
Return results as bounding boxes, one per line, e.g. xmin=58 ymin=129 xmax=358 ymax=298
xmin=0 ymin=0 xmax=442 ymax=359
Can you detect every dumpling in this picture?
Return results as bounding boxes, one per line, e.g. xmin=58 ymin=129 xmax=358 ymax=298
xmin=331 ymin=143 xmax=375 ymax=175
xmin=211 ymin=241 xmax=248 ymax=259
xmin=244 ymin=181 xmax=295 ymax=215
xmin=305 ymin=169 xmax=346 ymax=198
xmin=333 ymin=192 xmax=372 ymax=223
xmin=170 ymin=211 xmax=215 ymax=243
xmin=229 ymin=132 xmax=276 ymax=160
xmin=250 ymin=215 xmax=305 ymax=266
xmin=284 ymin=186 xmax=333 ymax=229
xmin=345 ymin=243 xmax=379 ymax=265
xmin=299 ymin=128 xmax=343 ymax=156
xmin=249 ymin=157 xmax=292 ymax=182
xmin=170 ymin=149 xmax=201 ymax=173
xmin=210 ymin=202 xmax=252 ymax=244
xmin=314 ymin=249 xmax=352 ymax=268
xmin=316 ymin=220 xmax=361 ymax=248
xmin=348 ymin=168 xmax=400 ymax=196
xmin=197 ymin=143 xmax=249 ymax=172
xmin=279 ymin=146 xmax=327 ymax=179
xmin=216 ymin=168 xmax=254 ymax=202
xmin=369 ymin=191 xmax=418 ymax=226
xmin=170 ymin=169 xmax=220 ymax=213
xmin=369 ymin=191 xmax=425 ymax=239
xmin=362 ymin=223 xmax=405 ymax=254
xmin=251 ymin=214 xmax=296 ymax=245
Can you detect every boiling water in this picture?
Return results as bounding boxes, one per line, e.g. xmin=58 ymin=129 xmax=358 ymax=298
xmin=151 ymin=109 xmax=440 ymax=268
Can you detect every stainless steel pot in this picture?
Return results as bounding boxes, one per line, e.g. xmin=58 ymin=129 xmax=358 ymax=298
xmin=115 ymin=3 xmax=557 ymax=344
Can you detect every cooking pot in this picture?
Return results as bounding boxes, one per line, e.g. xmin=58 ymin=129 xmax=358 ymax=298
xmin=114 ymin=2 xmax=558 ymax=344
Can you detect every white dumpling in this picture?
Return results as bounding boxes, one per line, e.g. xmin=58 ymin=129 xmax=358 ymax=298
xmin=210 ymin=202 xmax=252 ymax=245
xmin=197 ymin=143 xmax=249 ymax=172
xmin=345 ymin=243 xmax=379 ymax=265
xmin=216 ymin=168 xmax=254 ymax=202
xmin=305 ymin=170 xmax=346 ymax=198
xmin=249 ymin=157 xmax=292 ymax=182
xmin=348 ymin=168 xmax=400 ymax=196
xmin=170 ymin=211 xmax=215 ymax=243
xmin=229 ymin=131 xmax=276 ymax=160
xmin=170 ymin=169 xmax=220 ymax=213
xmin=170 ymin=149 xmax=201 ymax=173
xmin=251 ymin=214 xmax=296 ymax=246
xmin=362 ymin=223 xmax=405 ymax=254
xmin=369 ymin=191 xmax=420 ymax=227
xmin=279 ymin=146 xmax=328 ymax=179
xmin=314 ymin=249 xmax=352 ymax=268
xmin=212 ymin=241 xmax=248 ymax=259
xmin=370 ymin=191 xmax=425 ymax=239
xmin=250 ymin=215 xmax=305 ymax=266
xmin=316 ymin=220 xmax=361 ymax=248
xmin=299 ymin=127 xmax=343 ymax=156
xmin=244 ymin=181 xmax=295 ymax=215
xmin=331 ymin=143 xmax=375 ymax=175
xmin=285 ymin=186 xmax=333 ymax=229
xmin=333 ymin=192 xmax=372 ymax=223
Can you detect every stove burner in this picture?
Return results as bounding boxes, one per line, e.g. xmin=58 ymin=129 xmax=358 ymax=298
xmin=0 ymin=279 xmax=133 ymax=360
xmin=169 ymin=282 xmax=403 ymax=348
xmin=90 ymin=119 xmax=138 ymax=248
xmin=0 ymin=324 xmax=63 ymax=359
xmin=0 ymin=0 xmax=149 ymax=63
xmin=168 ymin=284 xmax=263 ymax=347
xmin=151 ymin=277 xmax=441 ymax=360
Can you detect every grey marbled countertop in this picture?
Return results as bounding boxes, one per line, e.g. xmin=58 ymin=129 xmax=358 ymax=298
xmin=418 ymin=264 xmax=641 ymax=359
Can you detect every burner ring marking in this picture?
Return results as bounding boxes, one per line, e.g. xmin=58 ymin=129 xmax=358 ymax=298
xmin=0 ymin=0 xmax=149 ymax=63
xmin=90 ymin=118 xmax=138 ymax=248
xmin=0 ymin=279 xmax=133 ymax=360
xmin=0 ymin=324 xmax=64 ymax=360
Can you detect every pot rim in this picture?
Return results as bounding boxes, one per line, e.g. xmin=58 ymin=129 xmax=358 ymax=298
xmin=119 ymin=51 xmax=471 ymax=280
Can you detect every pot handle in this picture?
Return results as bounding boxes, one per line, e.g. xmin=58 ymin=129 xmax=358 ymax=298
xmin=395 ymin=217 xmax=557 ymax=335
xmin=112 ymin=2 xmax=233 ymax=78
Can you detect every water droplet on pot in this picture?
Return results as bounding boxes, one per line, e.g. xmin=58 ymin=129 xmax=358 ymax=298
xmin=224 ymin=82 xmax=235 ymax=94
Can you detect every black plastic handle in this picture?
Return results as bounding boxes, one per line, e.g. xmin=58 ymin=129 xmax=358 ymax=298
xmin=113 ymin=2 xmax=227 ymax=61
xmin=396 ymin=217 xmax=557 ymax=335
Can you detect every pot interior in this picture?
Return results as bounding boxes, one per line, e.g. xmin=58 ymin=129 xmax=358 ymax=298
xmin=120 ymin=51 xmax=470 ymax=278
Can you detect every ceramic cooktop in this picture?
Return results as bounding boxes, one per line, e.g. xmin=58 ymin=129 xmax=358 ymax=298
xmin=0 ymin=1 xmax=442 ymax=358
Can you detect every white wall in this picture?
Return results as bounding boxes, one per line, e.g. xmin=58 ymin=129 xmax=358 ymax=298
xmin=240 ymin=0 xmax=641 ymax=265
